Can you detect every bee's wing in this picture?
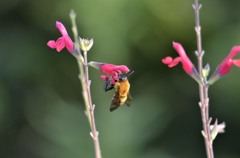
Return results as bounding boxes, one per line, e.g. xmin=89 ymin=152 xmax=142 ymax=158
xmin=110 ymin=104 xmax=120 ymax=112
xmin=110 ymin=93 xmax=121 ymax=112
xmin=125 ymin=93 xmax=132 ymax=107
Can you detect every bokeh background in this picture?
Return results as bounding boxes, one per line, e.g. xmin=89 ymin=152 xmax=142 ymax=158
xmin=1 ymin=0 xmax=240 ymax=157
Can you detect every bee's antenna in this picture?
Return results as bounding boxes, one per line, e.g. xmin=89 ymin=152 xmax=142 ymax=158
xmin=127 ymin=70 xmax=134 ymax=77
xmin=118 ymin=70 xmax=134 ymax=81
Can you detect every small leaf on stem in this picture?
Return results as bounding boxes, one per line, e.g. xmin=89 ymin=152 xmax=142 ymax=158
xmin=210 ymin=120 xmax=226 ymax=141
xmin=201 ymin=130 xmax=207 ymax=138
xmin=208 ymin=117 xmax=212 ymax=125
xmin=90 ymin=132 xmax=94 ymax=139
xmin=194 ymin=50 xmax=198 ymax=56
xmin=210 ymin=119 xmax=218 ymax=141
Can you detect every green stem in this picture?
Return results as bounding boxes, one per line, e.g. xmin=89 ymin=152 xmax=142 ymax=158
xmin=77 ymin=59 xmax=91 ymax=124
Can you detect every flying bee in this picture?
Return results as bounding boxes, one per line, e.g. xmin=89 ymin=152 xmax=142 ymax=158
xmin=104 ymin=71 xmax=133 ymax=112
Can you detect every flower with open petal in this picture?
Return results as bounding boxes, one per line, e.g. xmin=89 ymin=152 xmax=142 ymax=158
xmin=162 ymin=42 xmax=200 ymax=82
xmin=47 ymin=21 xmax=74 ymax=53
xmin=217 ymin=46 xmax=240 ymax=76
xmin=162 ymin=42 xmax=195 ymax=74
xmin=209 ymin=46 xmax=240 ymax=84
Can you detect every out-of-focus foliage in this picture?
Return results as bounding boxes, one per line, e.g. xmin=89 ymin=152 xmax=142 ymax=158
xmin=1 ymin=0 xmax=240 ymax=157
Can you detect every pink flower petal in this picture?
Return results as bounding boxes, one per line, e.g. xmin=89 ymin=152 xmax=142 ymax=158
xmin=227 ymin=46 xmax=240 ymax=59
xmin=172 ymin=41 xmax=194 ymax=74
xmin=100 ymin=75 xmax=108 ymax=80
xmin=100 ymin=75 xmax=117 ymax=84
xmin=168 ymin=57 xmax=181 ymax=68
xmin=113 ymin=72 xmax=120 ymax=81
xmin=56 ymin=21 xmax=68 ymax=36
xmin=47 ymin=40 xmax=56 ymax=49
xmin=64 ymin=35 xmax=74 ymax=52
xmin=217 ymin=60 xmax=232 ymax=76
xmin=172 ymin=42 xmax=186 ymax=57
xmin=115 ymin=65 xmax=130 ymax=73
xmin=111 ymin=77 xmax=116 ymax=84
xmin=217 ymin=46 xmax=240 ymax=75
xmin=100 ymin=64 xmax=119 ymax=74
xmin=55 ymin=37 xmax=65 ymax=52
xmin=232 ymin=59 xmax=240 ymax=67
xmin=162 ymin=56 xmax=173 ymax=64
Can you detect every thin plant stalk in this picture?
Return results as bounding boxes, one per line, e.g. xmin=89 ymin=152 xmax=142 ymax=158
xmin=83 ymin=49 xmax=102 ymax=158
xmin=70 ymin=11 xmax=91 ymax=124
xmin=193 ymin=1 xmax=214 ymax=158
xmin=70 ymin=10 xmax=102 ymax=158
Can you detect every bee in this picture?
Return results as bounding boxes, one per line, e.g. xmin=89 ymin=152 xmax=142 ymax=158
xmin=104 ymin=72 xmax=133 ymax=112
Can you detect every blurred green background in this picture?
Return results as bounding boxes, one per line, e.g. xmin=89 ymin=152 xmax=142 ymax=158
xmin=1 ymin=0 xmax=240 ymax=157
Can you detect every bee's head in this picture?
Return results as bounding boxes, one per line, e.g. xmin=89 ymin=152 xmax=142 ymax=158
xmin=118 ymin=73 xmax=127 ymax=81
xmin=118 ymin=71 xmax=134 ymax=81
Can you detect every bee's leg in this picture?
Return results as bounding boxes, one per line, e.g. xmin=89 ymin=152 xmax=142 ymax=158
xmin=104 ymin=84 xmax=114 ymax=91
xmin=104 ymin=78 xmax=114 ymax=91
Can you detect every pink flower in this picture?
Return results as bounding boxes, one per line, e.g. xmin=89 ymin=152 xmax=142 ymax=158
xmin=217 ymin=46 xmax=240 ymax=76
xmin=100 ymin=64 xmax=129 ymax=84
xmin=162 ymin=42 xmax=194 ymax=74
xmin=88 ymin=61 xmax=130 ymax=84
xmin=47 ymin=21 xmax=74 ymax=53
xmin=209 ymin=46 xmax=240 ymax=85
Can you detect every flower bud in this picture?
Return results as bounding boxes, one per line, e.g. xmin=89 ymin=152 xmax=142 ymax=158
xmin=80 ymin=38 xmax=94 ymax=52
